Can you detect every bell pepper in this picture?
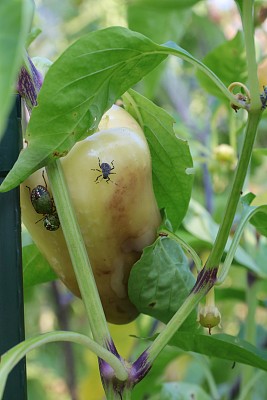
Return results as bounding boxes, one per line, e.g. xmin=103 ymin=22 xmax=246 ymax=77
xmin=20 ymin=105 xmax=161 ymax=324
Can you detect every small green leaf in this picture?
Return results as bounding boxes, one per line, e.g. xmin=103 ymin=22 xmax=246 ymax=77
xmin=196 ymin=31 xmax=247 ymax=100
xmin=0 ymin=0 xmax=33 ymax=138
xmin=128 ymin=237 xmax=197 ymax=330
xmin=169 ymin=332 xmax=267 ymax=372
xmin=0 ymin=26 xmax=167 ymax=192
xmin=23 ymin=244 xmax=57 ymax=287
xmin=124 ymin=89 xmax=193 ymax=229
xmin=161 ymin=382 xmax=212 ymax=400
xmin=22 ymin=228 xmax=57 ymax=286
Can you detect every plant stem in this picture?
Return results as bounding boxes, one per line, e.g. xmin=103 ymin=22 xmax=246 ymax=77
xmin=46 ymin=160 xmax=112 ymax=348
xmin=204 ymin=111 xmax=261 ymax=271
xmin=0 ymin=331 xmax=128 ymax=399
xmin=147 ymin=291 xmax=203 ymax=363
xmin=159 ymin=228 xmax=202 ymax=272
xmin=144 ymin=9 xmax=261 ymax=362
xmin=205 ymin=0 xmax=261 ymax=270
xmin=242 ymin=0 xmax=261 ymax=109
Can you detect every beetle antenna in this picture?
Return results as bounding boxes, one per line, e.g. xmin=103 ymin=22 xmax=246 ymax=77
xmin=42 ymin=170 xmax=48 ymax=189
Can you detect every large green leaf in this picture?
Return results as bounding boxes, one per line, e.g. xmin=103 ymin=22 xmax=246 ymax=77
xmin=169 ymin=332 xmax=267 ymax=372
xmin=196 ymin=31 xmax=247 ymax=101
xmin=128 ymin=237 xmax=197 ymax=330
xmin=124 ymin=89 xmax=193 ymax=229
xmin=0 ymin=0 xmax=33 ymax=139
xmin=0 ymin=26 xmax=230 ymax=193
xmin=0 ymin=27 xmax=167 ymax=192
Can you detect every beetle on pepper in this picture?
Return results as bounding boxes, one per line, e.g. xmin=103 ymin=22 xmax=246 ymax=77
xmin=26 ymin=171 xmax=60 ymax=231
xmin=91 ymin=157 xmax=116 ymax=184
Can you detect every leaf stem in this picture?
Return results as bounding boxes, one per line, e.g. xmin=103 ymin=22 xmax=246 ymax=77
xmin=159 ymin=228 xmax=202 ymax=272
xmin=204 ymin=0 xmax=261 ymax=271
xmin=146 ymin=291 xmax=203 ymax=363
xmin=144 ymin=0 xmax=263 ymax=379
xmin=46 ymin=160 xmax=112 ymax=348
xmin=159 ymin=44 xmax=242 ymax=109
xmin=0 ymin=331 xmax=128 ymax=400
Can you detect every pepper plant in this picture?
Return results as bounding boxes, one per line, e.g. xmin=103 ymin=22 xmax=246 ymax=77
xmin=1 ymin=0 xmax=267 ymax=399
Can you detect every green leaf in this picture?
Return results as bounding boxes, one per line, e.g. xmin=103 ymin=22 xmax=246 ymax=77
xmin=23 ymin=244 xmax=57 ymax=287
xmin=169 ymin=332 xmax=267 ymax=372
xmin=22 ymin=227 xmax=57 ymax=286
xmin=128 ymin=237 xmax=197 ymax=330
xmin=0 ymin=0 xmax=33 ymax=138
xmin=0 ymin=26 xmax=167 ymax=192
xmin=161 ymin=382 xmax=212 ymax=400
xmin=124 ymin=89 xmax=193 ymax=229
xmin=196 ymin=31 xmax=247 ymax=101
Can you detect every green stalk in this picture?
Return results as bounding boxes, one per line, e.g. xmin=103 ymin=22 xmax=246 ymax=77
xmin=205 ymin=109 xmax=261 ymax=271
xmin=159 ymin=228 xmax=202 ymax=272
xmin=242 ymin=0 xmax=261 ymax=110
xmin=147 ymin=291 xmax=203 ymax=363
xmin=205 ymin=0 xmax=261 ymax=271
xmin=0 ymin=331 xmax=128 ymax=399
xmin=46 ymin=160 xmax=112 ymax=348
xmin=105 ymin=386 xmax=132 ymax=400
xmin=144 ymin=1 xmax=262 ymax=365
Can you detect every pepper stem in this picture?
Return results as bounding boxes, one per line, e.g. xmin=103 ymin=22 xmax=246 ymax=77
xmin=46 ymin=160 xmax=112 ymax=348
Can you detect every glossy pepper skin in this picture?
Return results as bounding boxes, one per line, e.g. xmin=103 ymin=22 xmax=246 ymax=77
xmin=21 ymin=105 xmax=161 ymax=324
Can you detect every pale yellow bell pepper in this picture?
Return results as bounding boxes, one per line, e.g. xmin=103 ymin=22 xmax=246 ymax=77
xmin=21 ymin=105 xmax=161 ymax=324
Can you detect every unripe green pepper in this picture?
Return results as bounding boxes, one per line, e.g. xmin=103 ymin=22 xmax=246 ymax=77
xmin=21 ymin=105 xmax=161 ymax=324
